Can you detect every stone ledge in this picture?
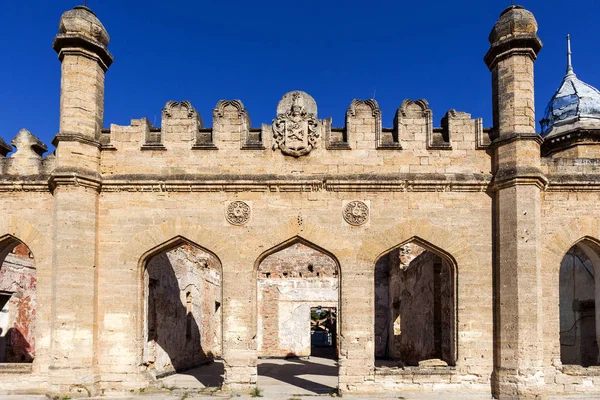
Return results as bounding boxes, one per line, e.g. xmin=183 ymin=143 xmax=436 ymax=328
xmin=375 ymin=366 xmax=456 ymax=376
xmin=0 ymin=363 xmax=33 ymax=374
xmin=561 ymin=365 xmax=600 ymax=376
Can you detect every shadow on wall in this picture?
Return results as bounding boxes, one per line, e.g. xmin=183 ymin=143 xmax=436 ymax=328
xmin=374 ymin=245 xmax=455 ymax=367
xmin=560 ymin=246 xmax=599 ymax=367
xmin=146 ymin=253 xmax=211 ymax=376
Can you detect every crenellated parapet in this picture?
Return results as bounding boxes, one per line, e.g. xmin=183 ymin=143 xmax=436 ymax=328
xmin=6 ymin=90 xmax=600 ymax=193
xmin=100 ymin=92 xmax=488 ymax=156
xmin=90 ymin=92 xmax=495 ymax=189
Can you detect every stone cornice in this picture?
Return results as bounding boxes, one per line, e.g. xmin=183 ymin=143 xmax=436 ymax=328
xmin=484 ymin=35 xmax=542 ymax=71
xmin=0 ymin=177 xmax=49 ymax=192
xmin=1 ymin=172 xmax=599 ymax=193
xmin=48 ymin=168 xmax=103 ymax=192
xmin=541 ymin=128 xmax=600 ymax=157
xmin=545 ymin=174 xmax=600 ymax=192
xmin=491 ymin=132 xmax=544 ymax=148
xmin=53 ymin=33 xmax=114 ymax=71
xmin=52 ymin=133 xmax=103 ymax=149
xmin=100 ymin=173 xmax=492 ymax=193
xmin=491 ymin=166 xmax=548 ymax=191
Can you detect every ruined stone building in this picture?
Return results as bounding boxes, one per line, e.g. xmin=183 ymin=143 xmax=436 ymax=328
xmin=2 ymin=3 xmax=600 ymax=399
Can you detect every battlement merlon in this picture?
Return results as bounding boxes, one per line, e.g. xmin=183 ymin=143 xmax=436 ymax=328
xmin=102 ymin=94 xmax=488 ymax=152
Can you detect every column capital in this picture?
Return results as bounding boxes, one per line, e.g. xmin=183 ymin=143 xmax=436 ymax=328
xmin=53 ymin=6 xmax=113 ymax=71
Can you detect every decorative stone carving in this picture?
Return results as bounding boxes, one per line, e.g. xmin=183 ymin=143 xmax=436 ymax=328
xmin=343 ymin=201 xmax=369 ymax=226
xmin=395 ymin=99 xmax=433 ymax=149
xmin=163 ymin=100 xmax=197 ymax=119
xmin=272 ymin=91 xmax=320 ymax=157
xmin=226 ymin=201 xmax=251 ymax=225
xmin=214 ymin=100 xmax=248 ymax=122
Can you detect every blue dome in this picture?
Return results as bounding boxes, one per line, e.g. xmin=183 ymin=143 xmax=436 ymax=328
xmin=540 ymin=36 xmax=600 ymax=137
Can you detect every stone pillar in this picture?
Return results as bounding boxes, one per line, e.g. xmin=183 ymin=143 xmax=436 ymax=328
xmin=221 ymin=252 xmax=257 ymax=392
xmin=337 ymin=257 xmax=375 ymax=393
xmin=484 ymin=6 xmax=546 ymax=400
xmin=49 ymin=6 xmax=113 ymax=395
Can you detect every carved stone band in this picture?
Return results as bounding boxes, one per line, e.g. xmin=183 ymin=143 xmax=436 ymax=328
xmin=226 ymin=201 xmax=250 ymax=225
xmin=343 ymin=201 xmax=369 ymax=226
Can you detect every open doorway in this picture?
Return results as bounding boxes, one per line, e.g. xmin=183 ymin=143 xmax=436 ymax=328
xmin=142 ymin=240 xmax=223 ymax=388
xmin=559 ymin=241 xmax=599 ymax=367
xmin=310 ymin=306 xmax=337 ymax=359
xmin=0 ymin=239 xmax=36 ymax=365
xmin=374 ymin=241 xmax=456 ymax=368
xmin=256 ymin=239 xmax=339 ymax=395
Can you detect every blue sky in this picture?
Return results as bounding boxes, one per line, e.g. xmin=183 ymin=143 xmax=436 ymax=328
xmin=1 ymin=1 xmax=599 ymax=152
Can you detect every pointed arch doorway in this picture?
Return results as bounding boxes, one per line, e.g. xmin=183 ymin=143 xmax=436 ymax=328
xmin=255 ymin=237 xmax=340 ymax=396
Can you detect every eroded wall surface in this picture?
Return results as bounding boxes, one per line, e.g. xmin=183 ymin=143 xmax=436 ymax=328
xmin=0 ymin=244 xmax=36 ymax=363
xmin=145 ymin=245 xmax=221 ymax=376
xmin=559 ymin=246 xmax=597 ymax=367
xmin=375 ymin=245 xmax=454 ymax=365
xmin=257 ymin=243 xmax=338 ymax=357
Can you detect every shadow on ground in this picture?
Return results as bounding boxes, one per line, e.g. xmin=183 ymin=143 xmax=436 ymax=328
xmin=258 ymin=356 xmax=338 ymax=394
xmin=159 ymin=360 xmax=224 ymax=389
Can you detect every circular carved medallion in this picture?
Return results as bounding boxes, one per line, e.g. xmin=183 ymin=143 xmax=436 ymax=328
xmin=343 ymin=201 xmax=369 ymax=226
xmin=226 ymin=201 xmax=251 ymax=225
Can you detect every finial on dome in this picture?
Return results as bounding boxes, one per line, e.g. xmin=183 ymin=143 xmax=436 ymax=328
xmin=566 ymin=34 xmax=574 ymax=76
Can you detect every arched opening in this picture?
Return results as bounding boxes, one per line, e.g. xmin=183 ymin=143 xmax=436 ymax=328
xmin=141 ymin=237 xmax=223 ymax=387
xmin=0 ymin=235 xmax=36 ymax=365
xmin=374 ymin=239 xmax=456 ymax=368
xmin=256 ymin=237 xmax=340 ymax=396
xmin=559 ymin=239 xmax=600 ymax=367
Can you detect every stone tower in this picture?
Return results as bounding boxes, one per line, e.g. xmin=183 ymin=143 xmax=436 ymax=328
xmin=485 ymin=6 xmax=546 ymax=399
xmin=50 ymin=5 xmax=113 ymax=392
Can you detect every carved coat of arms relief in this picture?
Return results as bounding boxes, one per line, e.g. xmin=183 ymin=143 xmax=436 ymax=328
xmin=272 ymin=91 xmax=320 ymax=157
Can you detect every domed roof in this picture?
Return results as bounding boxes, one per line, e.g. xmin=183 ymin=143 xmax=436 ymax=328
xmin=58 ymin=5 xmax=110 ymax=46
xmin=541 ymin=36 xmax=600 ymax=137
xmin=489 ymin=6 xmax=538 ymax=45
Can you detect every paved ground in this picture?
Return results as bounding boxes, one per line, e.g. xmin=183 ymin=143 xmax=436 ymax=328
xmin=160 ymin=356 xmax=340 ymax=396
xmin=0 ymin=358 xmax=597 ymax=399
xmin=1 ymin=394 xmax=596 ymax=399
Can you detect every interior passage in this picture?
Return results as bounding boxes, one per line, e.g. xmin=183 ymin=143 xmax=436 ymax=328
xmin=0 ymin=242 xmax=36 ymax=364
xmin=560 ymin=244 xmax=599 ymax=367
xmin=375 ymin=242 xmax=455 ymax=367
xmin=257 ymin=241 xmax=339 ymax=395
xmin=144 ymin=243 xmax=222 ymax=378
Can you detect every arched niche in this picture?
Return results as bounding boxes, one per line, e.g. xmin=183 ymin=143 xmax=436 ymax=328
xmin=254 ymin=236 xmax=341 ymax=358
xmin=138 ymin=236 xmax=223 ymax=379
xmin=373 ymin=236 xmax=457 ymax=368
xmin=0 ymin=235 xmax=36 ymax=365
xmin=559 ymin=237 xmax=600 ymax=367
